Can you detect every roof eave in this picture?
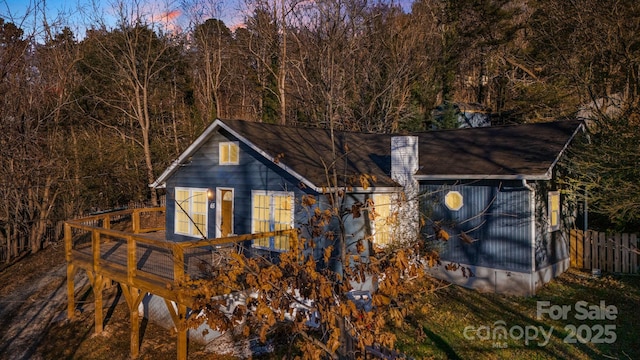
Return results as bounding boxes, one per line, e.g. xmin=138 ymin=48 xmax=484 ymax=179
xmin=414 ymin=173 xmax=552 ymax=181
xmin=543 ymin=121 xmax=586 ymax=179
xmin=217 ymin=121 xmax=324 ymax=193
xmin=149 ymin=119 xmax=225 ymax=189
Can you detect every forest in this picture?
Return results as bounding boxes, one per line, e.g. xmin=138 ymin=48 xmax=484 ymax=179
xmin=1 ymin=0 xmax=640 ymax=262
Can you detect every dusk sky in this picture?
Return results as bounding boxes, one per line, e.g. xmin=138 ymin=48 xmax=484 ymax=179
xmin=1 ymin=0 xmax=246 ymax=35
xmin=2 ymin=0 xmax=413 ymax=38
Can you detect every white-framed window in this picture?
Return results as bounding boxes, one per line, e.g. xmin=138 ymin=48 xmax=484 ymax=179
xmin=219 ymin=142 xmax=239 ymax=165
xmin=252 ymin=190 xmax=294 ymax=251
xmin=372 ymin=193 xmax=393 ymax=246
xmin=548 ymin=191 xmax=560 ymax=232
xmin=175 ymin=187 xmax=208 ymax=238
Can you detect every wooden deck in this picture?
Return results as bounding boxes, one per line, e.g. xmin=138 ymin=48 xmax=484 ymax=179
xmin=65 ymin=207 xmax=297 ymax=360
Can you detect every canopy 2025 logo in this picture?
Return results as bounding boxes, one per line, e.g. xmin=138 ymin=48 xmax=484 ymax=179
xmin=462 ymin=300 xmax=617 ymax=348
xmin=537 ymin=300 xmax=617 ymax=344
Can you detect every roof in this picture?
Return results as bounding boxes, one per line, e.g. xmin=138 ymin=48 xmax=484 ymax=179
xmin=414 ymin=120 xmax=584 ymax=180
xmin=151 ymin=119 xmax=584 ymax=190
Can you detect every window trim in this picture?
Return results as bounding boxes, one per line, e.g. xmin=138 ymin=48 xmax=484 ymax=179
xmin=215 ymin=187 xmax=235 ymax=238
xmin=251 ymin=190 xmax=295 ymax=252
xmin=219 ymin=141 xmax=239 ymax=165
xmin=548 ymin=191 xmax=560 ymax=232
xmin=174 ymin=187 xmax=208 ymax=238
xmin=444 ymin=190 xmax=464 ymax=211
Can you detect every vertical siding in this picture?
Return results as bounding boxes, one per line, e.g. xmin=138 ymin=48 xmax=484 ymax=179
xmin=421 ymin=181 xmax=533 ymax=272
xmin=534 ymin=183 xmax=571 ymax=270
xmin=165 ymin=129 xmax=316 ymax=242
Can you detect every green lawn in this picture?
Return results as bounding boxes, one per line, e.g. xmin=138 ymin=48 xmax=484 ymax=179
xmin=394 ymin=269 xmax=640 ymax=360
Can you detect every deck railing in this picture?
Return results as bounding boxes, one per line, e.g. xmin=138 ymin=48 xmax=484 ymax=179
xmin=65 ymin=207 xmax=298 ymax=299
xmin=65 ymin=207 xmax=298 ymax=360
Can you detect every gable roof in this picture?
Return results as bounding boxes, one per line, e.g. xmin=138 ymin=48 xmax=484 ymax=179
xmin=151 ymin=119 xmax=584 ymax=190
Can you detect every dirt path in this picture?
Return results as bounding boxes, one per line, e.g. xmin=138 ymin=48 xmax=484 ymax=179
xmin=0 ymin=245 xmax=221 ymax=360
xmin=0 ymin=245 xmax=89 ymax=360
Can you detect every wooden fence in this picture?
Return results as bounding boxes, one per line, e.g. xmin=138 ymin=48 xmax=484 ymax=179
xmin=570 ymin=230 xmax=639 ymax=274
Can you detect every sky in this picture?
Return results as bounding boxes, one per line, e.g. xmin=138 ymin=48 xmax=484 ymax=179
xmin=2 ymin=0 xmax=412 ymax=38
xmin=1 ymin=0 xmax=246 ymax=36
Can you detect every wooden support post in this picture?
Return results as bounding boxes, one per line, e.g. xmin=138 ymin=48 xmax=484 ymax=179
xmin=131 ymin=301 xmax=140 ymax=359
xmin=65 ymin=223 xmax=76 ymax=319
xmin=93 ymin=274 xmax=104 ymax=333
xmin=176 ymin=303 xmax=187 ymax=360
xmin=165 ymin=299 xmax=188 ymax=360
xmin=67 ymin=263 xmax=76 ymax=319
xmin=132 ymin=210 xmax=140 ymax=234
xmin=122 ymin=285 xmax=145 ymax=359
xmin=92 ymin=229 xmax=101 ymax=273
xmin=173 ymin=245 xmax=185 ymax=284
xmin=127 ymin=235 xmax=137 ymax=284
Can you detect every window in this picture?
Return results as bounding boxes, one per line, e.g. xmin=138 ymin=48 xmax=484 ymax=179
xmin=444 ymin=190 xmax=464 ymax=211
xmin=548 ymin=191 xmax=560 ymax=232
xmin=175 ymin=188 xmax=208 ymax=237
xmin=219 ymin=142 xmax=239 ymax=165
xmin=372 ymin=193 xmax=393 ymax=246
xmin=252 ymin=191 xmax=294 ymax=251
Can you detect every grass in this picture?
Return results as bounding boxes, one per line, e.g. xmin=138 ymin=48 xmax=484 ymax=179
xmin=393 ymin=269 xmax=640 ymax=360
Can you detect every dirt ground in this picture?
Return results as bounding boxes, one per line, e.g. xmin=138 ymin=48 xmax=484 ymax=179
xmin=0 ymin=243 xmax=216 ymax=360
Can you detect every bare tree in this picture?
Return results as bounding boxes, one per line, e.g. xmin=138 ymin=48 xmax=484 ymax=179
xmin=77 ymin=0 xmax=185 ymax=206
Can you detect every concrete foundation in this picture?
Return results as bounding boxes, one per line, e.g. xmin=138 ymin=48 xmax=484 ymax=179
xmin=426 ymin=258 xmax=570 ymax=296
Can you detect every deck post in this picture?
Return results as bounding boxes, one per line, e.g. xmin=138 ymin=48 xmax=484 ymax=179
xmin=164 ymin=299 xmax=187 ymax=360
xmin=65 ymin=222 xmax=75 ymax=319
xmin=122 ymin=285 xmax=144 ymax=359
xmin=132 ymin=210 xmax=140 ymax=234
xmin=176 ymin=303 xmax=187 ymax=360
xmin=92 ymin=229 xmax=101 ymax=273
xmin=173 ymin=244 xmax=185 ymax=284
xmin=127 ymin=235 xmax=137 ymax=284
xmin=165 ymin=299 xmax=188 ymax=360
xmin=93 ymin=274 xmax=104 ymax=333
xmin=131 ymin=300 xmax=140 ymax=359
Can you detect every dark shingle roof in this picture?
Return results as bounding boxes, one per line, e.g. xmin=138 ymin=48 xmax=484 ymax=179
xmin=221 ymin=120 xmax=396 ymax=187
xmin=414 ymin=120 xmax=584 ymax=180
xmin=152 ymin=119 xmax=584 ymax=190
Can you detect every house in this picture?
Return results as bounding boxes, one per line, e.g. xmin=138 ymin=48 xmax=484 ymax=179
xmin=151 ymin=118 xmax=585 ymax=296
xmin=430 ymin=102 xmax=492 ymax=129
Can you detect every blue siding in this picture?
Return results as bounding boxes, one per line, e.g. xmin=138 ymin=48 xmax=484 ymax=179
xmin=421 ymin=181 xmax=533 ymax=272
xmin=166 ymin=129 xmax=316 ymax=242
xmin=534 ymin=184 xmax=570 ymax=270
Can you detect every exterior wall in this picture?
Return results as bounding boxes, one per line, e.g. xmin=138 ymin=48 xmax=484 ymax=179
xmin=165 ymin=129 xmax=315 ymax=242
xmin=163 ymin=128 xmax=388 ymax=267
xmin=420 ymin=180 xmax=533 ymax=273
xmin=299 ymin=192 xmax=383 ymax=270
xmin=532 ymin=182 xmax=571 ymax=271
xmin=421 ymin=179 xmax=574 ymax=295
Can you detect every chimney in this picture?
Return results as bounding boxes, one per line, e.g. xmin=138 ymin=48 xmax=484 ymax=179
xmin=390 ymin=136 xmax=419 ymax=242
